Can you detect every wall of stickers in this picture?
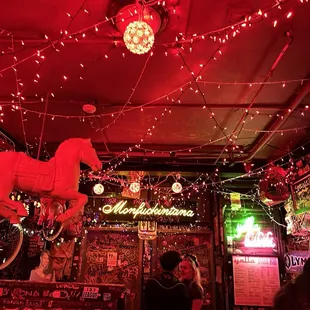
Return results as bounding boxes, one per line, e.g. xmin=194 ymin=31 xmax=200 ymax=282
xmin=81 ymin=229 xmax=139 ymax=309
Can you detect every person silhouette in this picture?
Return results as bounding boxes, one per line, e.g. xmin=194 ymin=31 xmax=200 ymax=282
xmin=273 ymin=258 xmax=310 ymax=310
xmin=144 ymin=250 xmax=191 ymax=310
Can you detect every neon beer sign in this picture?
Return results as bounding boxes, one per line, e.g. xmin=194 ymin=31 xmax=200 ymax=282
xmin=236 ymin=216 xmax=276 ymax=248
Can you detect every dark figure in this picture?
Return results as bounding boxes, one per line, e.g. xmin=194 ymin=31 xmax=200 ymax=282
xmin=144 ymin=250 xmax=191 ymax=310
xmin=274 ymin=258 xmax=310 ymax=310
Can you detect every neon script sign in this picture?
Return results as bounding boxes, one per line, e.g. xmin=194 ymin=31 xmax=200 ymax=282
xmin=101 ymin=200 xmax=195 ymax=219
xmin=236 ymin=217 xmax=276 ymax=248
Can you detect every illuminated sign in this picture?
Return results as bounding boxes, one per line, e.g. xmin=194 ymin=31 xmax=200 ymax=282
xmin=101 ymin=200 xmax=195 ymax=219
xmin=244 ymin=231 xmax=275 ymax=248
xmin=235 ymin=216 xmax=275 ymax=248
xmin=285 ymin=251 xmax=310 ymax=273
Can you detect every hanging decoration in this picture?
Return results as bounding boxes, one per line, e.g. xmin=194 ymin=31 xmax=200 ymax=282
xmin=172 ymin=181 xmax=182 ymax=194
xmin=130 ymin=182 xmax=141 ymax=193
xmin=171 ymin=173 xmax=183 ymax=193
xmin=0 ymin=138 xmax=102 ymax=224
xmin=138 ymin=221 xmax=157 ymax=240
xmin=123 ymin=20 xmax=155 ymax=54
xmin=259 ymin=165 xmax=290 ymax=207
xmin=93 ymin=183 xmax=104 ymax=195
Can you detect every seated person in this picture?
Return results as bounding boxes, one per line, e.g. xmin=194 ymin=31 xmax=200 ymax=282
xmin=29 ymin=249 xmax=55 ymax=282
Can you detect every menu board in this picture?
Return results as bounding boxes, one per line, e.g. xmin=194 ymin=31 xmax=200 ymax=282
xmin=232 ymin=256 xmax=280 ymax=307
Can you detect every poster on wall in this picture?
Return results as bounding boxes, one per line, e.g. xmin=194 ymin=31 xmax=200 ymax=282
xmin=292 ymin=172 xmax=310 ymax=213
xmin=284 ymin=172 xmax=310 ymax=236
xmin=285 ymin=251 xmax=310 ymax=274
xmin=232 ymin=256 xmax=280 ymax=307
xmin=107 ymin=252 xmax=118 ymax=267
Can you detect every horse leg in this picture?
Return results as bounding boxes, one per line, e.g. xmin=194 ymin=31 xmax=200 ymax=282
xmin=0 ymin=180 xmax=28 ymax=217
xmin=54 ymin=190 xmax=88 ymax=223
xmin=0 ymin=205 xmax=20 ymax=224
xmin=0 ymin=198 xmax=28 ymax=217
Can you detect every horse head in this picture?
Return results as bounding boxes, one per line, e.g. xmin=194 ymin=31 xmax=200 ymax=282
xmin=79 ymin=138 xmax=102 ymax=172
xmin=56 ymin=138 xmax=102 ymax=172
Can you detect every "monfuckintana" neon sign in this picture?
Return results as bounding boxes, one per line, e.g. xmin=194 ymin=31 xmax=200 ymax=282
xmin=101 ymin=200 xmax=195 ymax=219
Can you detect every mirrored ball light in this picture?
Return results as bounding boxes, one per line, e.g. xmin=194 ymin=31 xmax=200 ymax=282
xmin=123 ymin=21 xmax=155 ymax=55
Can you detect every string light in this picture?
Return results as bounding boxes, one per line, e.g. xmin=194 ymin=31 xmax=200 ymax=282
xmin=0 ymin=0 xmax=308 ymax=177
xmin=0 ymin=0 xmax=303 ymax=74
xmin=197 ymin=78 xmax=309 ymax=86
xmin=104 ymin=44 xmax=224 ymax=172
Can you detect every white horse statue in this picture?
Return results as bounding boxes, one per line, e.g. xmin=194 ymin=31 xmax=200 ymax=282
xmin=0 ymin=138 xmax=102 ymax=224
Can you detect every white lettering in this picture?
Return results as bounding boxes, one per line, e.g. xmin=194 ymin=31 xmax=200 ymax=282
xmin=244 ymin=230 xmax=275 ymax=248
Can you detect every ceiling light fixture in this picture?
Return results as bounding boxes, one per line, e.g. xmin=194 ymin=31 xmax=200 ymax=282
xmin=130 ymin=182 xmax=141 ymax=193
xmin=83 ymin=102 xmax=96 ymax=114
xmin=123 ymin=20 xmax=154 ymax=55
xmin=93 ymin=183 xmax=104 ymax=195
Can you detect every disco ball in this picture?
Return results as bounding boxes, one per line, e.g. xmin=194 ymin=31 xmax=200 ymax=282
xmin=123 ymin=21 xmax=154 ymax=55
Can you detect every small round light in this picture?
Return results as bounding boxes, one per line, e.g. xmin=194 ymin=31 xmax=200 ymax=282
xmin=93 ymin=183 xmax=104 ymax=195
xmin=172 ymin=182 xmax=182 ymax=193
xmin=123 ymin=21 xmax=154 ymax=55
xmin=130 ymin=182 xmax=140 ymax=193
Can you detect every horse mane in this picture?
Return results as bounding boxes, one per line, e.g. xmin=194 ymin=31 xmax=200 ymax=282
xmin=55 ymin=138 xmax=91 ymax=157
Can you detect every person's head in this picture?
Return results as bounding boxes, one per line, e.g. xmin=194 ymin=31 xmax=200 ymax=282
xmin=39 ymin=250 xmax=52 ymax=275
xmin=303 ymin=258 xmax=310 ymax=275
xmin=180 ymin=254 xmax=202 ymax=285
xmin=160 ymin=250 xmax=182 ymax=272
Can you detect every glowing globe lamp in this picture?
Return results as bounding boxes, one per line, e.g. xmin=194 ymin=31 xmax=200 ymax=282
xmin=123 ymin=21 xmax=154 ymax=55
xmin=172 ymin=182 xmax=182 ymax=193
xmin=93 ymin=183 xmax=104 ymax=195
xmin=130 ymin=182 xmax=140 ymax=193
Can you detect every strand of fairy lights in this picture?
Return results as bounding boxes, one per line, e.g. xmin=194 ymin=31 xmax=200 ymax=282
xmin=136 ymin=140 xmax=309 ymax=192
xmin=0 ymin=0 xmax=301 ymax=75
xmin=214 ymin=36 xmax=297 ymax=164
xmin=1 ymin=78 xmax=309 ymax=121
xmin=79 ymin=152 xmax=306 ymax=216
xmin=168 ymin=0 xmax=297 ymax=46
xmin=0 ymin=0 xmax=298 ymax=60
xmin=0 ymin=0 xmax=304 ymax=119
xmin=0 ymin=76 xmax=309 ymax=120
xmin=1 ymin=0 xmax=305 ymax=124
xmin=197 ymin=78 xmax=310 ymax=86
xmin=102 ymin=51 xmax=153 ymax=130
xmin=98 ymin=41 xmax=308 ymax=171
xmin=213 ymin=141 xmax=310 ymax=186
xmin=20 ymin=0 xmax=94 ymax=98
xmin=220 ymin=184 xmax=287 ymax=228
xmin=134 ymin=125 xmax=310 ymax=154
xmin=0 ymin=8 xmax=123 ymax=74
xmin=1 ymin=0 xmax=308 ymax=167
xmin=103 ymin=44 xmax=224 ymax=172
xmin=79 ymin=142 xmax=309 ymax=218
xmin=82 ymin=150 xmax=302 ymax=219
xmin=178 ymin=50 xmax=244 ymax=157
xmin=93 ymin=141 xmax=307 ymax=191
xmin=0 ymin=79 xmax=191 ymax=120
xmin=11 ymin=35 xmax=29 ymax=155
